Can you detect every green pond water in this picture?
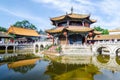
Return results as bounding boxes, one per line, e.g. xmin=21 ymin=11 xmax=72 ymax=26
xmin=0 ymin=55 xmax=120 ymax=80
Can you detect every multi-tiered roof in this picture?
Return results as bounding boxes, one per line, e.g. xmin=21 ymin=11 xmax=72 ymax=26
xmin=50 ymin=13 xmax=96 ymax=25
xmin=46 ymin=12 xmax=96 ymax=34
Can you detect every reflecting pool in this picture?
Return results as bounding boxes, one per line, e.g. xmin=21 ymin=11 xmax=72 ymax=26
xmin=0 ymin=55 xmax=120 ymax=80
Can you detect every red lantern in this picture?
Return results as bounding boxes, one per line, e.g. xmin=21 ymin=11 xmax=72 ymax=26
xmin=47 ymin=33 xmax=52 ymax=38
xmin=63 ymin=31 xmax=67 ymax=36
xmin=88 ymin=32 xmax=93 ymax=37
xmin=47 ymin=33 xmax=50 ymax=36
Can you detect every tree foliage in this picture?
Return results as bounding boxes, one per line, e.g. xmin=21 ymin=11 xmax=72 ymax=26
xmin=94 ymin=26 xmax=103 ymax=31
xmin=0 ymin=26 xmax=7 ymax=32
xmin=102 ymin=29 xmax=109 ymax=35
xmin=13 ymin=20 xmax=37 ymax=30
xmin=94 ymin=26 xmax=109 ymax=35
xmin=38 ymin=29 xmax=45 ymax=34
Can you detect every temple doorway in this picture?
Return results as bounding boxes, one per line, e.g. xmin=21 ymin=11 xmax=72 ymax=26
xmin=68 ymin=34 xmax=85 ymax=44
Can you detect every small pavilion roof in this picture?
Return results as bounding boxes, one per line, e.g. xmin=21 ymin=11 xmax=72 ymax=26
xmin=93 ymin=31 xmax=102 ymax=35
xmin=7 ymin=26 xmax=39 ymax=37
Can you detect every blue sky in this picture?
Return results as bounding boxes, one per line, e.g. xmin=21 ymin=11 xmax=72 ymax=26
xmin=0 ymin=0 xmax=120 ymax=30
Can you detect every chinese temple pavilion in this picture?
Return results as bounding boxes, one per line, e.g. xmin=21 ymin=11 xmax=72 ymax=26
xmin=46 ymin=10 xmax=96 ymax=44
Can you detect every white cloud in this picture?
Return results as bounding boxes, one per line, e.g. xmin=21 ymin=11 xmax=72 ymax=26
xmin=1 ymin=0 xmax=120 ymax=30
xmin=100 ymin=0 xmax=120 ymax=16
xmin=0 ymin=7 xmax=42 ymax=22
xmin=32 ymin=0 xmax=95 ymax=13
xmin=0 ymin=7 xmax=49 ymax=30
xmin=32 ymin=0 xmax=120 ymax=29
xmin=96 ymin=0 xmax=120 ymax=29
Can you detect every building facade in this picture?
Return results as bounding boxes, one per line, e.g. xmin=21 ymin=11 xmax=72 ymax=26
xmin=46 ymin=12 xmax=96 ymax=45
xmin=7 ymin=26 xmax=39 ymax=43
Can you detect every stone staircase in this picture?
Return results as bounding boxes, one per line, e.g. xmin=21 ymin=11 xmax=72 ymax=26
xmin=62 ymin=44 xmax=93 ymax=55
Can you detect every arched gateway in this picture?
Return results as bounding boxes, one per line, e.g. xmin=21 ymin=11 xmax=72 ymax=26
xmin=68 ymin=34 xmax=85 ymax=44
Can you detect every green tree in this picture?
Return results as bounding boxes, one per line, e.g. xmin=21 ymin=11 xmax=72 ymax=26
xmin=13 ymin=20 xmax=37 ymax=30
xmin=38 ymin=29 xmax=45 ymax=34
xmin=0 ymin=26 xmax=7 ymax=32
xmin=13 ymin=21 xmax=22 ymax=28
xmin=94 ymin=26 xmax=103 ymax=31
xmin=94 ymin=26 xmax=109 ymax=35
xmin=102 ymin=29 xmax=109 ymax=35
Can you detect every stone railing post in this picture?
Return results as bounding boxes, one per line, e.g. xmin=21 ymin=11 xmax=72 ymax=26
xmin=5 ymin=45 xmax=8 ymax=54
xmin=13 ymin=45 xmax=15 ymax=53
xmin=33 ymin=43 xmax=36 ymax=54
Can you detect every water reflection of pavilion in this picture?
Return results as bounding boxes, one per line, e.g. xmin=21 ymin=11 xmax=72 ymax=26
xmin=45 ymin=55 xmax=120 ymax=80
xmin=8 ymin=58 xmax=39 ymax=68
xmin=8 ymin=58 xmax=39 ymax=74
xmin=45 ymin=59 xmax=98 ymax=80
xmin=57 ymin=55 xmax=120 ymax=72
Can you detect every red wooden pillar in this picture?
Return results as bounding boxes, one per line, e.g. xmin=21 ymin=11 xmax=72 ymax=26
xmin=88 ymin=31 xmax=94 ymax=44
xmin=66 ymin=35 xmax=68 ymax=44
xmin=63 ymin=31 xmax=68 ymax=45
xmin=84 ymin=37 xmax=87 ymax=44
xmin=52 ymin=36 xmax=54 ymax=45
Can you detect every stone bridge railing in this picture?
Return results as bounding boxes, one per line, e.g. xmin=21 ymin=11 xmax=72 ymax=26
xmin=92 ymin=41 xmax=120 ymax=56
xmin=33 ymin=41 xmax=52 ymax=54
xmin=0 ymin=43 xmax=18 ymax=54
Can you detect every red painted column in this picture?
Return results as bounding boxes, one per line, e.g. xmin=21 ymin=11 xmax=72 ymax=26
xmin=63 ymin=31 xmax=68 ymax=45
xmin=52 ymin=36 xmax=54 ymax=45
xmin=66 ymin=35 xmax=68 ymax=45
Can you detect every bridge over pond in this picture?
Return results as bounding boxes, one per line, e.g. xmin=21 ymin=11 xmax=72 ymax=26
xmin=33 ymin=41 xmax=52 ymax=54
xmin=0 ymin=43 xmax=18 ymax=54
xmin=92 ymin=41 xmax=120 ymax=57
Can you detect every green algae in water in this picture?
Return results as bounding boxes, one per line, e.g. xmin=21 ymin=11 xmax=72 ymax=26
xmin=97 ymin=54 xmax=110 ymax=63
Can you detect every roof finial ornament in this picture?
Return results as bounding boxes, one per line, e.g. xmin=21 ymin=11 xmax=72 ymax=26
xmin=66 ymin=12 xmax=68 ymax=15
xmin=88 ymin=12 xmax=91 ymax=17
xmin=71 ymin=6 xmax=73 ymax=14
